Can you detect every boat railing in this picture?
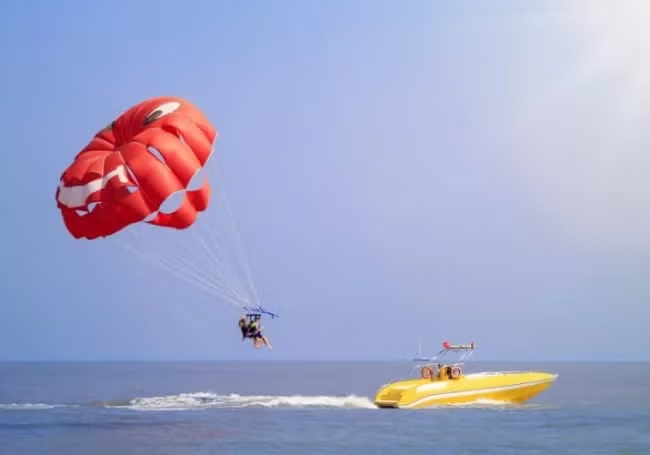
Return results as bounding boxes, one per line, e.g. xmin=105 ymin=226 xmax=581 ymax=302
xmin=408 ymin=341 xmax=477 ymax=376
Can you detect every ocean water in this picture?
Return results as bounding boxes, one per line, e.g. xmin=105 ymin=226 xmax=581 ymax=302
xmin=1 ymin=361 xmax=649 ymax=454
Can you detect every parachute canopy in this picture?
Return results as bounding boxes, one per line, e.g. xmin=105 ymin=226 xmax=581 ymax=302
xmin=55 ymin=96 xmax=279 ymax=321
xmin=55 ymin=96 xmax=217 ymax=240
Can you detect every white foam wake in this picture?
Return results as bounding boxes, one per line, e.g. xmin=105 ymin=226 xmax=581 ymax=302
xmin=0 ymin=403 xmax=72 ymax=410
xmin=108 ymin=392 xmax=377 ymax=411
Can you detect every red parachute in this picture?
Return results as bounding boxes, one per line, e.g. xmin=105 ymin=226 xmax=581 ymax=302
xmin=56 ymin=96 xmax=217 ymax=239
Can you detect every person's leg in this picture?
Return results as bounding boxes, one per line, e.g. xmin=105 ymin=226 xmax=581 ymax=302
xmin=260 ymin=335 xmax=272 ymax=349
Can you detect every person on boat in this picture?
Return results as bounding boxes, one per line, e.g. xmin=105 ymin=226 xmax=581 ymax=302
xmin=238 ymin=316 xmax=272 ymax=350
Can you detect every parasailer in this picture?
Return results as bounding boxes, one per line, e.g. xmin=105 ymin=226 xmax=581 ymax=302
xmin=55 ymin=96 xmax=279 ymax=350
xmin=238 ymin=314 xmax=272 ymax=350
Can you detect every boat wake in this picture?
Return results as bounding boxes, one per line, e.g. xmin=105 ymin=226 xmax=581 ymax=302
xmin=104 ymin=392 xmax=378 ymax=411
xmin=0 ymin=395 xmax=547 ymax=412
xmin=0 ymin=403 xmax=76 ymax=410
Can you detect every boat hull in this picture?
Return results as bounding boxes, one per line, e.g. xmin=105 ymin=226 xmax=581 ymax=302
xmin=374 ymin=371 xmax=557 ymax=409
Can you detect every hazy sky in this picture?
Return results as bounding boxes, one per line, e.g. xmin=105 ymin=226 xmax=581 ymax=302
xmin=2 ymin=0 xmax=649 ymax=361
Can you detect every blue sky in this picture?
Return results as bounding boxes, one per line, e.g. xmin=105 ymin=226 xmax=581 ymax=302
xmin=1 ymin=0 xmax=649 ymax=361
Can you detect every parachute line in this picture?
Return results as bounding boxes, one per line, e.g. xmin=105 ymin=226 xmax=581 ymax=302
xmin=118 ymin=238 xmax=243 ymax=307
xmin=209 ymin=162 xmax=262 ymax=307
xmin=112 ymin=157 xmax=262 ymax=315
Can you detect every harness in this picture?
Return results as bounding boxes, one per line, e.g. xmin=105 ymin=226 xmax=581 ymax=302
xmin=240 ymin=314 xmax=262 ymax=339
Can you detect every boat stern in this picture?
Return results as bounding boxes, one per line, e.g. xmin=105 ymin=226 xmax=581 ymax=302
xmin=373 ymin=378 xmax=428 ymax=408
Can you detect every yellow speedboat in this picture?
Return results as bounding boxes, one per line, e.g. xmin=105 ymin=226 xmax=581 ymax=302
xmin=374 ymin=341 xmax=558 ymax=409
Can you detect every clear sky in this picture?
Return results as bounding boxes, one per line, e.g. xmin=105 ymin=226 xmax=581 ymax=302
xmin=2 ymin=0 xmax=649 ymax=361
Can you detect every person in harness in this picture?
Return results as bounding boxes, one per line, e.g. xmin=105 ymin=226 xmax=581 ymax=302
xmin=238 ymin=315 xmax=272 ymax=350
